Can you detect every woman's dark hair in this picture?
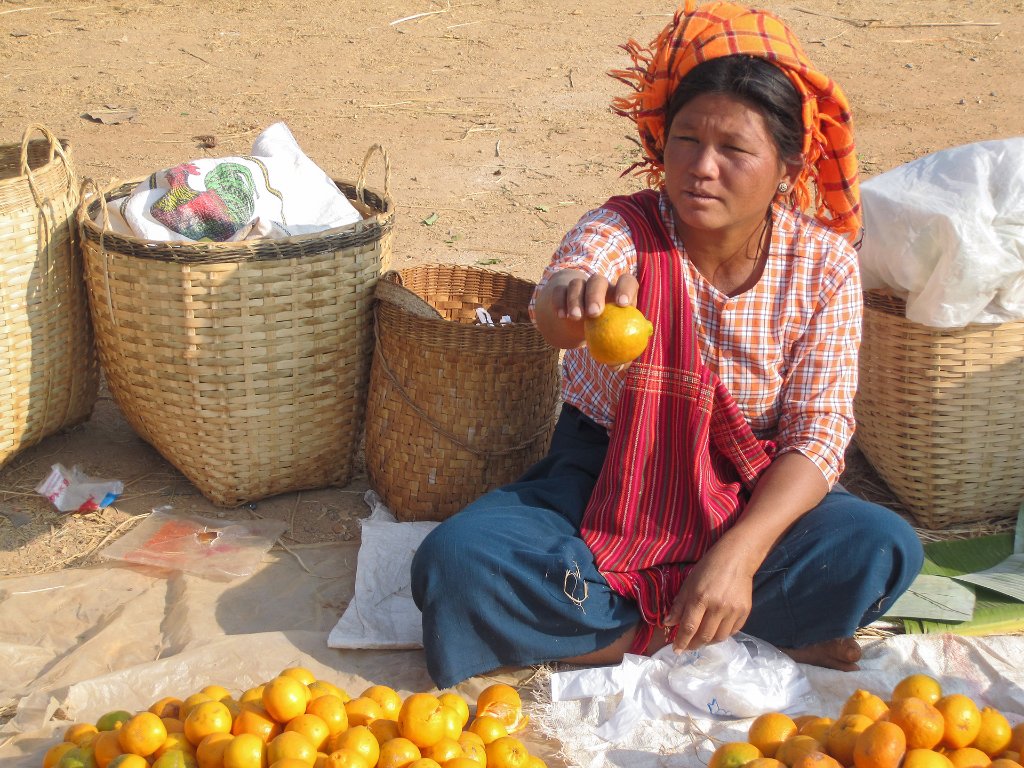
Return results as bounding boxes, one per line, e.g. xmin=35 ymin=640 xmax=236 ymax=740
xmin=665 ymin=55 xmax=804 ymax=163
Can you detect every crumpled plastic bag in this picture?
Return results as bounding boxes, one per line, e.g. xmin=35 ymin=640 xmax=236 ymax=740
xmin=35 ymin=463 xmax=124 ymax=513
xmin=857 ymin=137 xmax=1024 ymax=328
xmin=550 ymin=633 xmax=814 ymax=743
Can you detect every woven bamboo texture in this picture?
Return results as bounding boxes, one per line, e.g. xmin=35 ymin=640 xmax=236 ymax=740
xmin=854 ymin=289 xmax=1024 ymax=529
xmin=78 ymin=146 xmax=393 ymax=507
xmin=0 ymin=124 xmax=98 ymax=469
xmin=365 ymin=265 xmax=561 ymax=522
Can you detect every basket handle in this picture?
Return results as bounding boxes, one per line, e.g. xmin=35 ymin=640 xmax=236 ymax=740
xmin=356 ymin=144 xmax=391 ymax=207
xmin=19 ymin=123 xmax=76 ymax=208
xmin=77 ymin=177 xmax=119 ymax=329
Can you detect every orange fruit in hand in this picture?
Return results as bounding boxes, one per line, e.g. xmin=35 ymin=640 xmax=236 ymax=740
xmin=843 ymin=690 xmax=890 ymax=722
xmin=904 ymin=749 xmax=956 ymax=768
xmin=946 ymin=747 xmax=993 ymax=768
xmin=709 ymin=741 xmax=763 ymax=768
xmin=398 ymin=693 xmax=447 ymax=749
xmin=893 ymin=674 xmax=943 ymax=705
xmin=119 ymin=711 xmax=169 ymax=757
xmin=377 ymin=737 xmax=421 ymax=768
xmin=485 ymin=735 xmax=531 ymax=768
xmin=263 ymin=676 xmax=311 ymax=724
xmin=748 ymin=712 xmax=799 ymax=758
xmin=853 ymin=720 xmax=907 ymax=768
xmin=827 ymin=714 xmax=874 ymax=766
xmin=183 ymin=701 xmax=233 ymax=747
xmin=935 ymin=694 xmax=983 ymax=750
xmin=583 ymin=304 xmax=654 ymax=367
xmin=973 ymin=707 xmax=1013 ymax=757
xmin=885 ymin=696 xmax=945 ymax=750
xmin=361 ymin=685 xmax=403 ymax=720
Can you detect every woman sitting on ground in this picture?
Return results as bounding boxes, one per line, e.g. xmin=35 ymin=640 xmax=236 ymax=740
xmin=411 ymin=1 xmax=924 ymax=689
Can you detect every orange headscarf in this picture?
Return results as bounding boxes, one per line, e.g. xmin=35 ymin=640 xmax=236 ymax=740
xmin=611 ymin=1 xmax=861 ymax=238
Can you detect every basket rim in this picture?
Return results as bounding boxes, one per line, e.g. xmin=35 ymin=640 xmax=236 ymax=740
xmin=78 ymin=175 xmax=392 ymax=264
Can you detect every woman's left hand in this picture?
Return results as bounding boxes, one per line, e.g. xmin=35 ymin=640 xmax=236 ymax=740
xmin=663 ymin=538 xmax=757 ymax=652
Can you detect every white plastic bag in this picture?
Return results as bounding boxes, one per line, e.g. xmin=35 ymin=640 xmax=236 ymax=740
xmin=35 ymin=463 xmax=124 ymax=513
xmin=857 ymin=137 xmax=1024 ymax=327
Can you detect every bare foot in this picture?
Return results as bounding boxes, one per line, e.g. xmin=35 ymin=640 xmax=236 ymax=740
xmin=779 ymin=637 xmax=862 ymax=671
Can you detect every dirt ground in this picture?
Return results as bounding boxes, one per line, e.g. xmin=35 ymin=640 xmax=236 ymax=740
xmin=1 ymin=0 xmax=1022 ymax=578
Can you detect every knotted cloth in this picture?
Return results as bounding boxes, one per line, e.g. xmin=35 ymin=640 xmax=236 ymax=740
xmin=610 ymin=1 xmax=861 ymax=238
xmin=579 ymin=190 xmax=775 ymax=652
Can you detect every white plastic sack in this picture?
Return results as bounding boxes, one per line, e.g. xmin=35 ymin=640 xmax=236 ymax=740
xmin=858 ymin=137 xmax=1024 ymax=327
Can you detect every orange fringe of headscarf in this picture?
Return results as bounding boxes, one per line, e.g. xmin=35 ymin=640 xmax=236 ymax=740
xmin=611 ymin=1 xmax=861 ymax=238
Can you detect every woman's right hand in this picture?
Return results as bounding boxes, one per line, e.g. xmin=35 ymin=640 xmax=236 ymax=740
xmin=534 ymin=269 xmax=639 ymax=350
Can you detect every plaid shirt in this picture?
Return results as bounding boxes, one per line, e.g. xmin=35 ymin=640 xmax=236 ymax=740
xmin=532 ymin=192 xmax=861 ymax=486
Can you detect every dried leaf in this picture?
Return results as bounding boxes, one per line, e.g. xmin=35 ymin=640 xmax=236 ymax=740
xmin=82 ymin=106 xmax=138 ymax=125
xmin=421 ymin=212 xmax=440 ymax=226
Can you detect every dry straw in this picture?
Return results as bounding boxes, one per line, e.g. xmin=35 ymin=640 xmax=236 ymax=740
xmin=365 ymin=265 xmax=561 ymax=522
xmin=0 ymin=124 xmax=99 ymax=469
xmin=77 ymin=145 xmax=393 ymax=507
xmin=854 ymin=289 xmax=1024 ymax=529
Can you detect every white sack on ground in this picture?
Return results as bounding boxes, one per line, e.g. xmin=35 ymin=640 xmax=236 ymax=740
xmin=857 ymin=137 xmax=1024 ymax=327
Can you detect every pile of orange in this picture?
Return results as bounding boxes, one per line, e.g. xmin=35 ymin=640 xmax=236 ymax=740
xmin=42 ymin=669 xmax=545 ymax=768
xmin=710 ymin=673 xmax=1024 ymax=768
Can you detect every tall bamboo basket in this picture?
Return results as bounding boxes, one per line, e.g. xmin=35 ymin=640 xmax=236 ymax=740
xmin=78 ymin=146 xmax=393 ymax=507
xmin=854 ymin=289 xmax=1024 ymax=529
xmin=365 ymin=265 xmax=561 ymax=522
xmin=0 ymin=125 xmax=98 ymax=468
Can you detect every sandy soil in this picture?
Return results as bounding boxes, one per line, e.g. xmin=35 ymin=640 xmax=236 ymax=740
xmin=1 ymin=0 xmax=1022 ymax=576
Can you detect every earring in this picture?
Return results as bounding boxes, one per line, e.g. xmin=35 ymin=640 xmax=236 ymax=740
xmin=777 ymin=181 xmax=790 ymax=194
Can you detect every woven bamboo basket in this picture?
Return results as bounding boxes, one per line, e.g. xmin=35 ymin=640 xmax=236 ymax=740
xmin=78 ymin=145 xmax=393 ymax=507
xmin=854 ymin=288 xmax=1024 ymax=529
xmin=0 ymin=124 xmax=98 ymax=469
xmin=365 ymin=265 xmax=561 ymax=522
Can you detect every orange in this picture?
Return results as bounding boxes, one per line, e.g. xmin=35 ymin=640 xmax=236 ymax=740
xmin=151 ymin=698 xmax=185 ymax=720
xmin=446 ymin=760 xmax=486 ymax=768
xmin=181 ymin=694 xmax=217 ymax=721
xmin=936 ymin=695 xmax=983 ymax=750
xmin=885 ymin=696 xmax=945 ymax=749
xmin=280 ymin=667 xmax=318 ymax=687
xmin=155 ymin=733 xmax=197 ymax=759
xmin=377 ymin=737 xmax=422 ymax=768
xmin=946 ymin=747 xmax=993 ymax=768
xmin=438 ymin=707 xmax=462 ymax=742
xmin=196 ymin=732 xmax=234 ymax=768
xmin=827 ymin=713 xmax=874 ymax=766
xmin=467 ymin=715 xmax=509 ymax=745
xmin=419 ymin=736 xmax=462 ymax=764
xmin=973 ymin=708 xmax=1013 ymax=757
xmin=893 ymin=674 xmax=943 ymax=705
xmin=55 ymin=745 xmax=96 ymax=768
xmin=44 ymin=741 xmax=79 ymax=768
xmin=798 ymin=718 xmax=834 ymax=745
xmin=184 ymin=701 xmax=234 ymax=747
xmin=264 ymin=677 xmax=311 ymax=724
xmin=151 ymin=752 xmax=199 ymax=768
xmin=164 ymin=718 xmax=186 ymax=734
xmin=1011 ymin=724 xmax=1024 ymax=755
xmin=709 ymin=741 xmax=763 ymax=768
xmin=407 ymin=760 xmax=442 ymax=768
xmin=308 ymin=680 xmax=349 ymax=704
xmin=267 ymin=731 xmax=318 ymax=765
xmin=583 ymin=304 xmax=654 ymax=367
xmin=233 ymin=704 xmax=283 ymax=742
xmin=437 ymin=693 xmax=470 ymax=730
xmin=328 ymin=726 xmax=379 ymax=768
xmin=285 ymin=714 xmax=331 ymax=753
xmin=398 ymin=693 xmax=447 ymax=749
xmin=344 ymin=697 xmax=383 ymax=728
xmin=746 ymin=760 xmax=787 ymax=768
xmin=776 ymin=735 xmax=823 ymax=768
xmin=275 ymin=760 xmax=320 ymax=768
xmin=791 ymin=751 xmax=843 ymax=768
xmin=119 ymin=712 xmax=169 ymax=757
xmin=457 ymin=732 xmax=487 ymax=765
xmin=322 ymin=749 xmax=370 ymax=768
xmin=107 ymin=756 xmax=149 ymax=768
xmin=843 ymin=690 xmax=890 ymax=722
xmin=306 ymin=696 xmax=349 ymax=736
xmin=748 ymin=713 xmax=799 ymax=758
xmin=92 ymin=730 xmax=126 ymax=768
xmin=222 ymin=733 xmax=265 ymax=768
xmin=484 ymin=736 xmax=531 ymax=768
xmin=369 ymin=719 xmax=403 ymax=744
xmin=97 ymin=711 xmax=134 ymax=732
xmin=990 ymin=760 xmax=1024 ymax=768
xmin=202 ymin=686 xmax=234 ymax=703
xmin=65 ymin=723 xmax=100 ymax=746
xmin=361 ymin=685 xmax=403 ymax=720
xmin=240 ymin=687 xmax=265 ymax=707
xmin=475 ymin=684 xmax=527 ymax=733
xmin=853 ymin=720 xmax=907 ymax=768
xmin=904 ymin=748 xmax=956 ymax=768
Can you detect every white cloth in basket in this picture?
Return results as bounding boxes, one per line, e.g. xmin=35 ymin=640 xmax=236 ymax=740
xmin=100 ymin=122 xmax=362 ymax=242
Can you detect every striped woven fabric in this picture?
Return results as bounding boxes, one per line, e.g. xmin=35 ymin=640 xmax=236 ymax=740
xmin=579 ymin=189 xmax=775 ymax=652
xmin=610 ymin=1 xmax=861 ymax=239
